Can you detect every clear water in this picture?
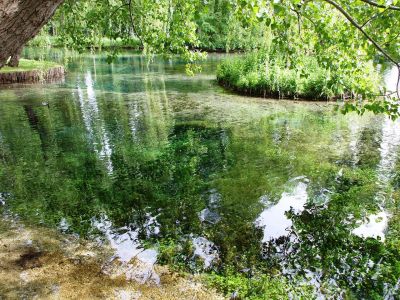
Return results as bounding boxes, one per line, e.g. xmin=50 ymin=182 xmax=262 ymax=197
xmin=1 ymin=49 xmax=400 ymax=297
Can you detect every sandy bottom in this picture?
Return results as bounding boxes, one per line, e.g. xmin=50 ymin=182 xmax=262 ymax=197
xmin=0 ymin=218 xmax=224 ymax=299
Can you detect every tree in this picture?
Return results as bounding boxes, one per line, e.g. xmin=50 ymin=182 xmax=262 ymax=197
xmin=0 ymin=0 xmax=64 ymax=68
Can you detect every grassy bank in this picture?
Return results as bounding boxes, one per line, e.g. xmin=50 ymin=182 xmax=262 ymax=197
xmin=0 ymin=59 xmax=61 ymax=74
xmin=217 ymin=52 xmax=380 ymax=100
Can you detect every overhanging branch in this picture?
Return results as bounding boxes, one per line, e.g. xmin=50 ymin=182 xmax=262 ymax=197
xmin=360 ymin=0 xmax=400 ymax=11
xmin=321 ymin=0 xmax=400 ymax=98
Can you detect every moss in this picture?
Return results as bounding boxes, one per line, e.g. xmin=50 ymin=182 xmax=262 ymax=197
xmin=0 ymin=59 xmax=61 ymax=73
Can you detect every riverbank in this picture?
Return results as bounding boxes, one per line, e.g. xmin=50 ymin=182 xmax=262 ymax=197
xmin=0 ymin=59 xmax=64 ymax=84
xmin=0 ymin=217 xmax=223 ymax=299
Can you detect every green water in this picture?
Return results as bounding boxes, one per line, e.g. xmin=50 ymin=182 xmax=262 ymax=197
xmin=1 ymin=50 xmax=400 ymax=298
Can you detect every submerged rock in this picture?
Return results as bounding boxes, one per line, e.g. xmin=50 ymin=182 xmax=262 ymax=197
xmin=0 ymin=218 xmax=223 ymax=299
xmin=126 ymin=250 xmax=160 ymax=285
xmin=58 ymin=218 xmax=70 ymax=233
xmin=114 ymin=289 xmax=142 ymax=300
xmin=93 ymin=215 xmax=160 ymax=284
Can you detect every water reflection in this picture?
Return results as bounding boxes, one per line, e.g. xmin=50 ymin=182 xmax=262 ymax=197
xmin=192 ymin=236 xmax=219 ymax=269
xmin=352 ymin=211 xmax=389 ymax=241
xmin=353 ymin=118 xmax=400 ymax=241
xmin=383 ymin=66 xmax=399 ymax=93
xmin=255 ymin=177 xmax=308 ymax=242
xmin=375 ymin=118 xmax=400 ymax=189
xmin=347 ymin=116 xmax=365 ymax=166
xmin=92 ymin=215 xmax=160 ymax=284
xmin=76 ymin=71 xmax=114 ymax=174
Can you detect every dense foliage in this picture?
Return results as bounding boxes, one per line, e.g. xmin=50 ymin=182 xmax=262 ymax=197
xmin=33 ymin=0 xmax=264 ymax=52
xmin=217 ymin=51 xmax=380 ymax=100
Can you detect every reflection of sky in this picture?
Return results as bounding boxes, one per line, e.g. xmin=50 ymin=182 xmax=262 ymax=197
xmin=92 ymin=215 xmax=160 ymax=284
xmin=92 ymin=216 xmax=143 ymax=263
xmin=255 ymin=178 xmax=308 ymax=242
xmin=76 ymin=71 xmax=114 ymax=174
xmin=192 ymin=236 xmax=219 ymax=269
xmin=353 ymin=117 xmax=400 ymax=241
xmin=352 ymin=211 xmax=388 ymax=241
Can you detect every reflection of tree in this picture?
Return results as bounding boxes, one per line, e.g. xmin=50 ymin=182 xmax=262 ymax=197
xmin=75 ymin=71 xmax=114 ymax=174
xmin=139 ymin=72 xmax=171 ymax=148
xmin=0 ymin=87 xmax=231 ymax=241
xmin=355 ymin=121 xmax=381 ymax=169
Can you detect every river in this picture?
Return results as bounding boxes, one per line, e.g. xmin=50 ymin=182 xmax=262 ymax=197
xmin=0 ymin=49 xmax=399 ymax=299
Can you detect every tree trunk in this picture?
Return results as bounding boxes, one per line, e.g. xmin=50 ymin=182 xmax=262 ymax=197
xmin=0 ymin=0 xmax=64 ymax=68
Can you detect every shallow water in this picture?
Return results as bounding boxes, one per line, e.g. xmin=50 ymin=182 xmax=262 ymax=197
xmin=1 ymin=49 xmax=400 ymax=297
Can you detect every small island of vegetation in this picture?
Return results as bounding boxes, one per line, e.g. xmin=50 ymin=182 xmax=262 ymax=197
xmin=217 ymin=51 xmax=380 ymax=100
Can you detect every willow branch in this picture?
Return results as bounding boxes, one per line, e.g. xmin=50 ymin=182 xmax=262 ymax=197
xmin=128 ymin=0 xmax=143 ymax=46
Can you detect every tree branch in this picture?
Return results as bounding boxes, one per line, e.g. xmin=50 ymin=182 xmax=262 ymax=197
xmin=109 ymin=3 xmax=129 ymax=20
xmin=321 ymin=0 xmax=400 ymax=98
xmin=360 ymin=8 xmax=388 ymax=28
xmin=360 ymin=0 xmax=400 ymax=11
xmin=322 ymin=0 xmax=398 ymax=66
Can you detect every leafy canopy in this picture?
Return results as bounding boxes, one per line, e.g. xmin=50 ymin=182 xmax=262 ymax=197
xmin=47 ymin=0 xmax=400 ymax=105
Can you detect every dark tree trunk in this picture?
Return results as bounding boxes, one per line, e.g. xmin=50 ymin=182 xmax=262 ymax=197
xmin=0 ymin=0 xmax=64 ymax=68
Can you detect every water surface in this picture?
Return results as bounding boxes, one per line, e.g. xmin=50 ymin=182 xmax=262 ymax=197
xmin=1 ymin=50 xmax=400 ymax=298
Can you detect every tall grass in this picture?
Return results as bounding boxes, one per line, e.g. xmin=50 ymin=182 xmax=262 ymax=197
xmin=217 ymin=52 xmax=380 ymax=100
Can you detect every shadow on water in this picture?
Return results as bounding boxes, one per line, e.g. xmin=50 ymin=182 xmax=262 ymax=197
xmin=1 ymin=49 xmax=400 ymax=297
